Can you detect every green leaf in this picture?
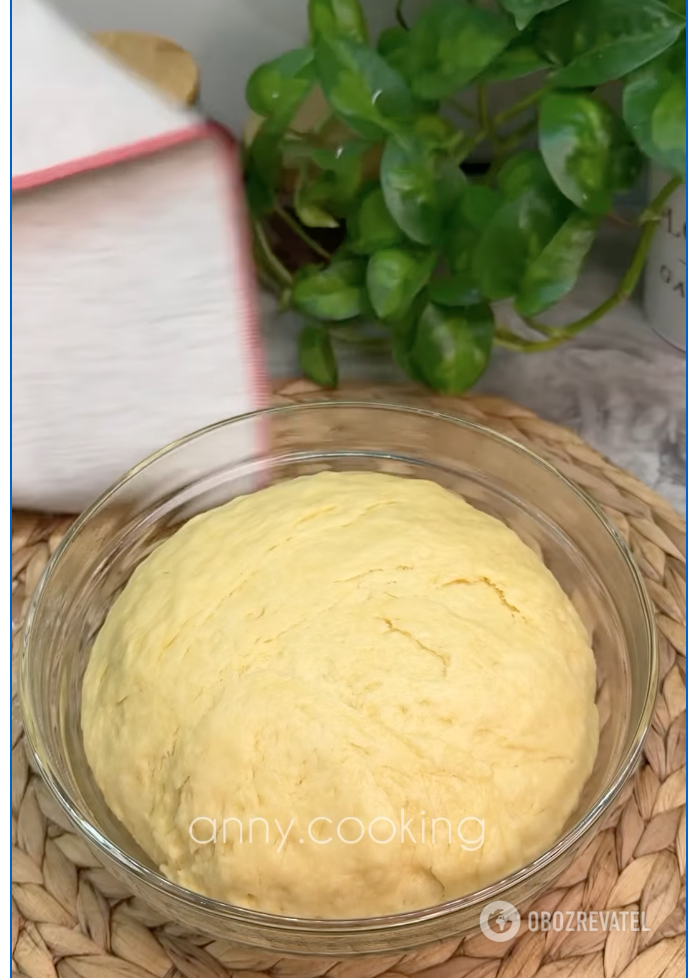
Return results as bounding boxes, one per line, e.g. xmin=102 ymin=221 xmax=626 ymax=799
xmin=292 ymin=260 xmax=368 ymax=320
xmin=405 ymin=0 xmax=516 ymax=100
xmin=536 ymin=0 xmax=686 ymax=88
xmin=412 ymin=302 xmax=494 ymax=393
xmin=474 ymin=154 xmax=570 ymax=300
xmin=282 ymin=139 xmax=372 ymax=171
xmin=348 ymin=187 xmax=406 ymax=253
xmin=299 ymin=323 xmax=339 ymax=387
xmin=366 ymin=247 xmax=437 ymax=319
xmin=623 ymin=42 xmax=686 ymax=177
xmin=377 ymin=30 xmax=448 ymax=116
xmin=377 ymin=26 xmax=409 ymax=64
xmin=428 ymin=274 xmax=483 ymax=307
xmin=244 ymin=122 xmax=284 ymax=214
xmin=315 ymin=36 xmax=422 ymax=139
xmin=497 ymin=0 xmax=570 ymax=30
xmin=308 ymin=0 xmax=368 ymax=44
xmin=445 ymin=221 xmax=479 ymax=279
xmin=295 ymin=180 xmax=339 ymax=228
xmin=443 ymin=185 xmax=503 ymax=301
xmin=377 ymin=27 xmax=426 ymax=96
xmin=477 ymin=24 xmax=552 ymax=82
xmin=497 ymin=150 xmax=551 ymax=200
xmin=653 ymin=77 xmax=687 ymax=152
xmin=381 ymin=134 xmax=466 ymax=245
xmin=474 ymin=177 xmax=572 ymax=299
xmin=246 ymin=49 xmax=315 ymax=123
xmin=286 ymin=141 xmax=368 ymax=226
xmin=389 ymin=296 xmax=429 ymax=385
xmin=411 ymin=115 xmax=463 ymax=149
xmin=295 ymin=202 xmax=339 ymax=228
xmin=457 ymin=184 xmax=504 ymax=230
xmin=539 ymin=92 xmax=643 ymax=214
xmin=298 ymin=182 xmax=348 ymax=221
xmin=295 ymin=152 xmax=364 ymax=225
xmin=516 ymin=210 xmax=600 ymax=316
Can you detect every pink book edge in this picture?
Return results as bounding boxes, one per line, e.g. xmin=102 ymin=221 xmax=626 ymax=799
xmin=13 ymin=121 xmax=271 ymax=426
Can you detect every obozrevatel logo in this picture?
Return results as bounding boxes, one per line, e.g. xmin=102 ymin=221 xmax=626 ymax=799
xmin=479 ymin=901 xmax=521 ymax=942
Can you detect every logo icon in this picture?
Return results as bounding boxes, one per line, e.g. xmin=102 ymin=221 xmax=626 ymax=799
xmin=479 ymin=900 xmax=521 ymax=942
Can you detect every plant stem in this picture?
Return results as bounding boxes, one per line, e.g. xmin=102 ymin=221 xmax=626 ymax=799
xmin=607 ymin=212 xmax=634 ymax=228
xmin=456 ymin=86 xmax=497 ymax=161
xmin=478 ymin=84 xmax=491 ymax=136
xmin=459 ymin=88 xmax=545 ymax=163
xmin=495 ymin=329 xmax=565 ymax=352
xmin=500 ymin=175 xmax=684 ymax=351
xmin=483 ymin=118 xmax=538 ymax=183
xmin=449 ymin=97 xmax=479 ymax=122
xmin=255 ymin=264 xmax=280 ymax=293
xmin=313 ymin=108 xmax=336 ymax=137
xmin=495 ymin=117 xmax=537 ymax=153
xmin=523 ymin=316 xmax=555 ymax=337
xmin=493 ymin=87 xmax=546 ymax=128
xmin=501 ymin=286 xmax=622 ymax=349
xmin=395 ymin=0 xmax=409 ymax=29
xmin=332 ymin=329 xmax=391 ymax=348
xmin=639 ymin=174 xmax=682 ymax=224
xmin=252 ymin=219 xmax=293 ymax=290
xmin=455 ymin=127 xmax=489 ymax=163
xmin=274 ymin=204 xmax=333 ymax=262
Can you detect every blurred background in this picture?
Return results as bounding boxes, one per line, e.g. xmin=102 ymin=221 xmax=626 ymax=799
xmin=50 ymin=0 xmax=547 ymax=141
xmin=13 ymin=0 xmax=686 ymax=514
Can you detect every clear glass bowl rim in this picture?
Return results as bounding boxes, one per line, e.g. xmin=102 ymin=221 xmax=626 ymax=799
xmin=19 ymin=400 xmax=658 ymax=937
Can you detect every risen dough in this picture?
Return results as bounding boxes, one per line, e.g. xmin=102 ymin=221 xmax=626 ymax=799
xmin=82 ymin=472 xmax=598 ymax=918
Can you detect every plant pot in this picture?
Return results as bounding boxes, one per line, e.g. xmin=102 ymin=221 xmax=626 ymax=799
xmin=643 ymin=167 xmax=686 ymax=353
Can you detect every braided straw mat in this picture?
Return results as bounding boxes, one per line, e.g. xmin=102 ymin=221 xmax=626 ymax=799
xmin=11 ymin=383 xmax=687 ymax=978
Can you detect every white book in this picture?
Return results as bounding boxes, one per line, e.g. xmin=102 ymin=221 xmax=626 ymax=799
xmin=12 ymin=0 xmax=268 ymax=512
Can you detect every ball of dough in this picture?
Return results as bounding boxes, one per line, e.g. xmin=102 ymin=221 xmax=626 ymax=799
xmin=82 ymin=472 xmax=598 ymax=918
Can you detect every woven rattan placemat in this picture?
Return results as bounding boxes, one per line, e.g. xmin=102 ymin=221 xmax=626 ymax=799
xmin=12 ymin=383 xmax=686 ymax=978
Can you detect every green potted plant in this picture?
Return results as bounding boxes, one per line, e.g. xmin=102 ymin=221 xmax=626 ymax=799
xmin=243 ymin=0 xmax=686 ymax=392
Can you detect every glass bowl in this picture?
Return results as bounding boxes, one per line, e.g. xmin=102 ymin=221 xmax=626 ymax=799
xmin=19 ymin=402 xmax=657 ymax=955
